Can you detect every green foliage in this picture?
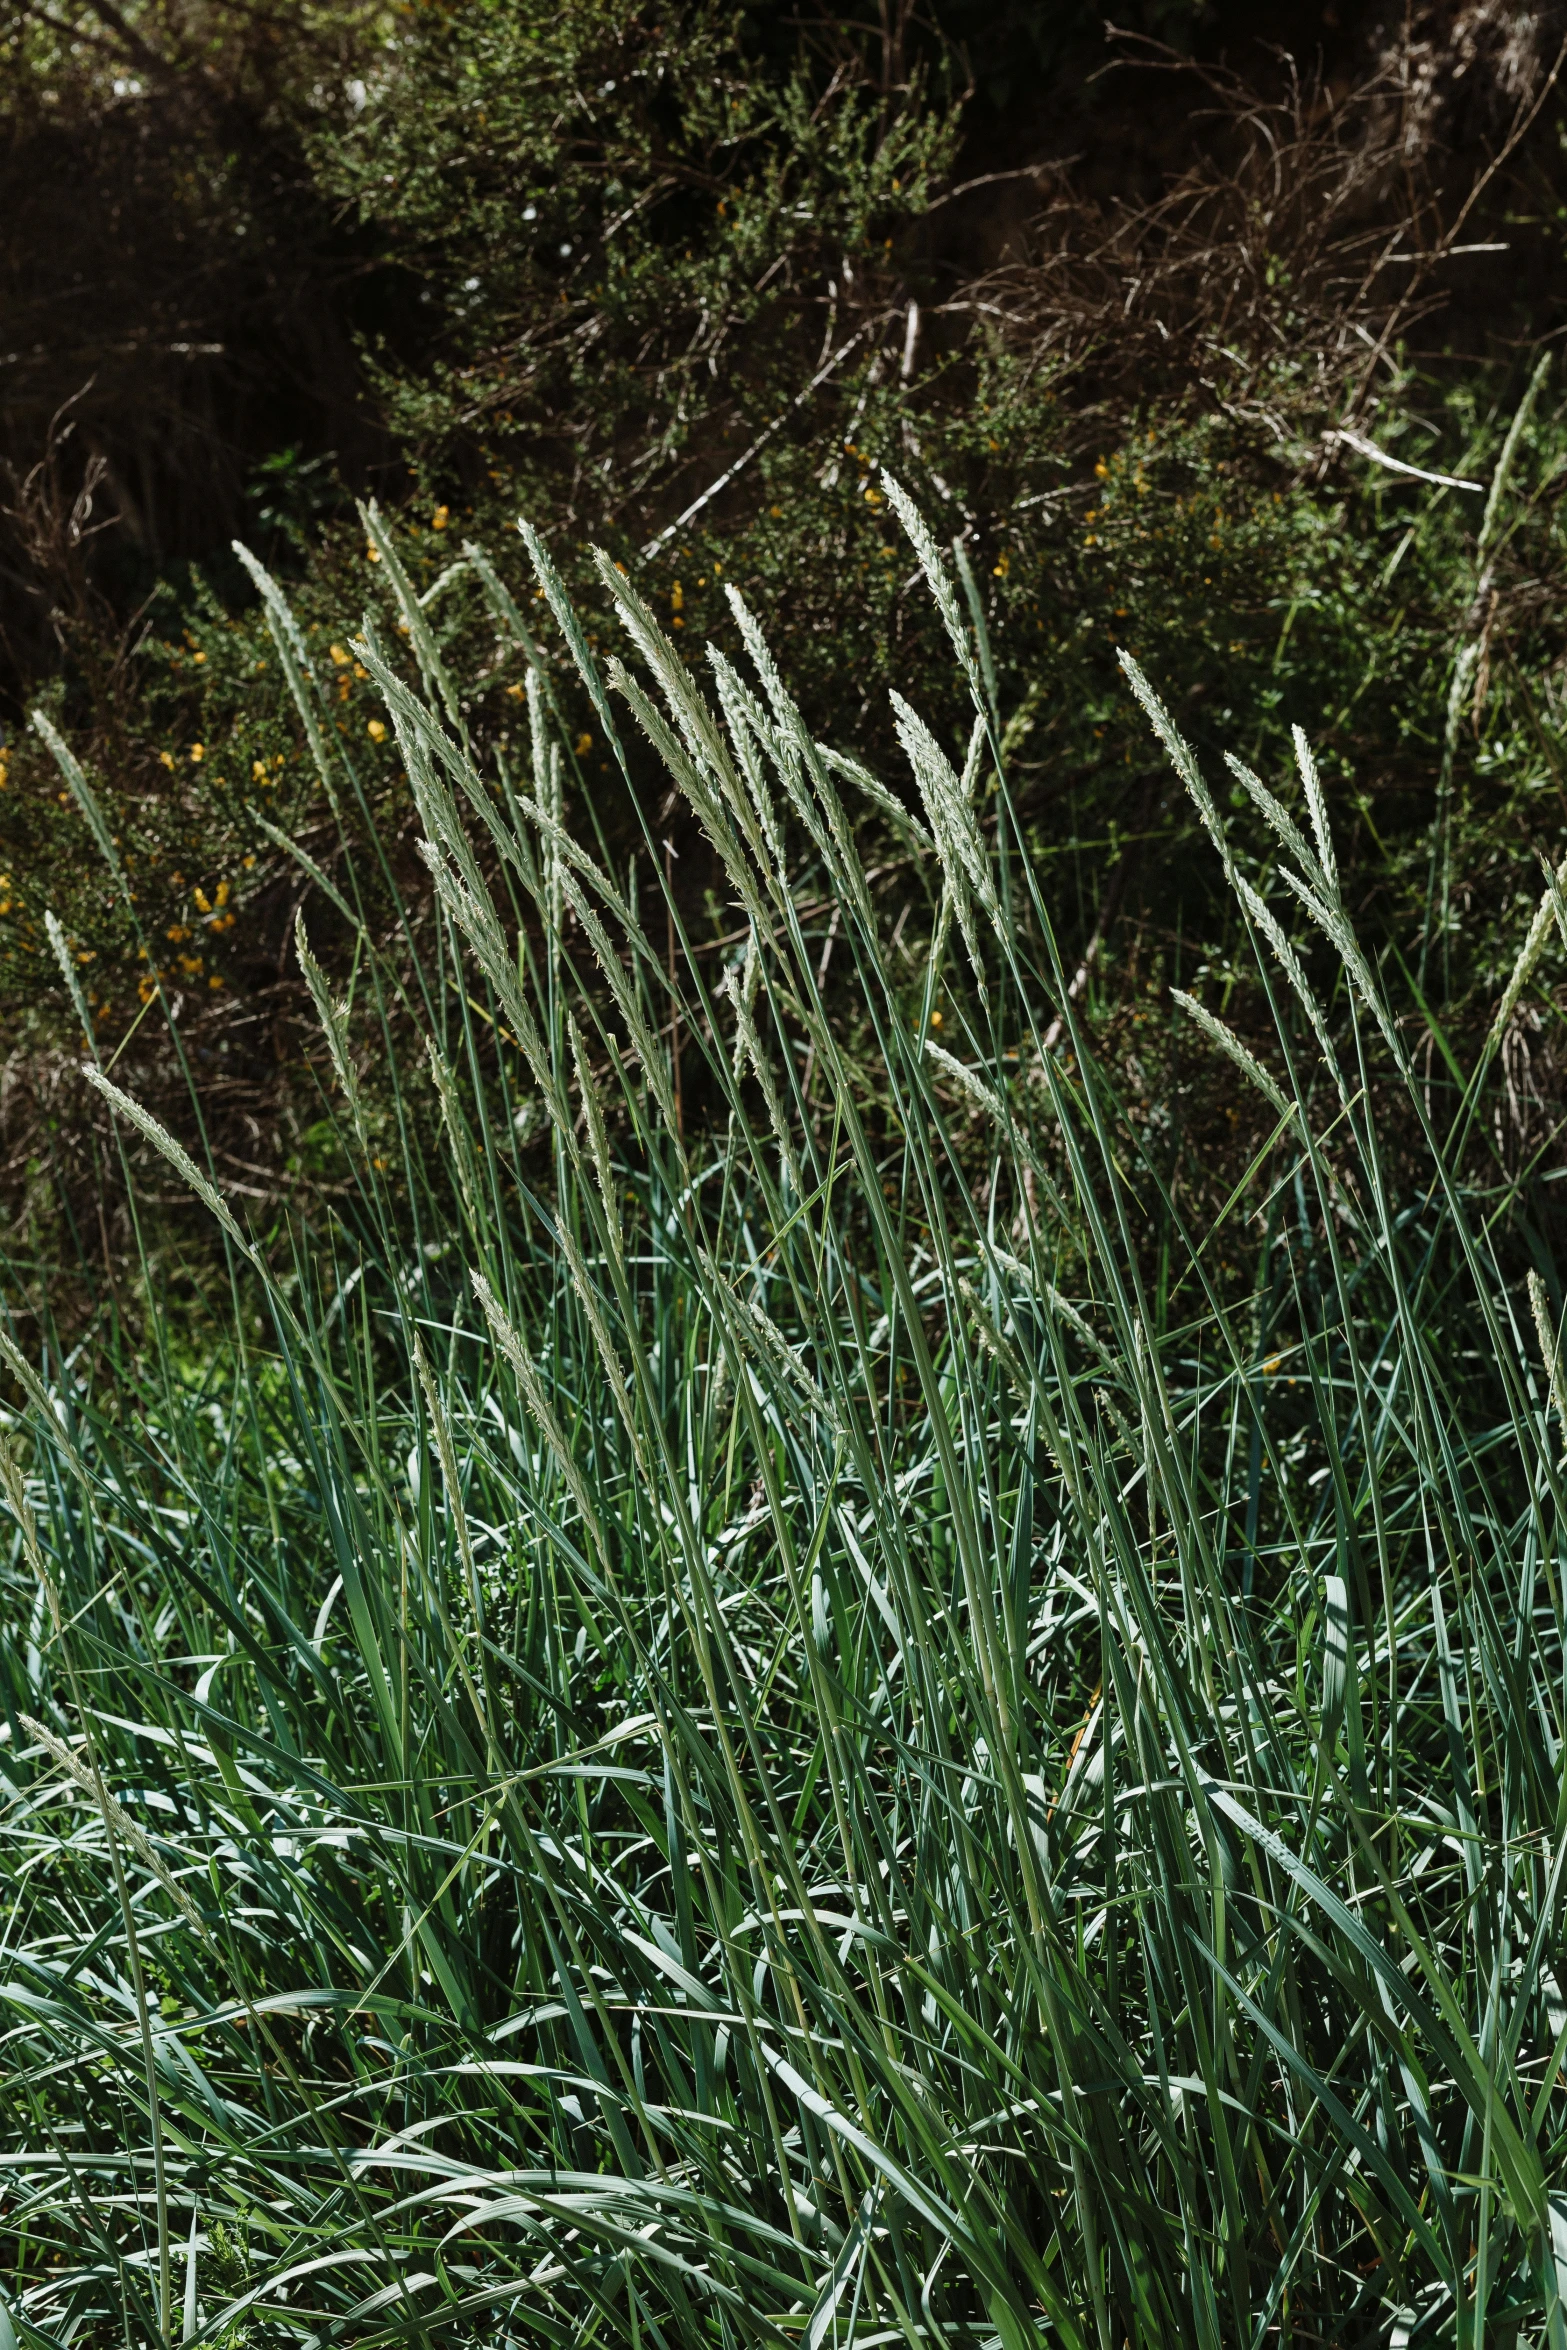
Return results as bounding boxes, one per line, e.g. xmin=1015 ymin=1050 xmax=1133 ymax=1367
xmin=6 ymin=493 xmax=1567 ymax=2347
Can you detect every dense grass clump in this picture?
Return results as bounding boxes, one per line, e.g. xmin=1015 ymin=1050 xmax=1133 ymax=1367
xmin=5 ymin=489 xmax=1567 ymax=2350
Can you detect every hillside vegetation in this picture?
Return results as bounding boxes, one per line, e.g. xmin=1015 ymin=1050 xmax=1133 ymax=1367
xmin=5 ymin=7 xmax=1567 ymax=2348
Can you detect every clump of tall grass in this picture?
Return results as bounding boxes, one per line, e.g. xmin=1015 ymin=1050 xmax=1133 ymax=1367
xmin=6 ymin=482 xmax=1567 ymax=2350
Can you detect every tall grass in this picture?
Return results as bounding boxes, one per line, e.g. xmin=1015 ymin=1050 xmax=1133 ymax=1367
xmin=6 ymin=483 xmax=1567 ymax=2350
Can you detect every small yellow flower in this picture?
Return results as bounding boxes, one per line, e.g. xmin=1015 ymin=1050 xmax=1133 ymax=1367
xmin=432 ymin=505 xmax=450 ymax=531
xmin=160 ymin=751 xmax=176 ymax=770
xmin=329 ymin=643 xmax=351 ymax=667
xmin=190 ymin=743 xmax=204 ymax=763
xmin=365 ymin=543 xmax=380 ymax=563
xmin=252 ymin=759 xmax=268 ymax=781
xmin=367 ymin=718 xmax=387 ymax=742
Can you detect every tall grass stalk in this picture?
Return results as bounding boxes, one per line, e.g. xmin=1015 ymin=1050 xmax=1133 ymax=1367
xmin=5 ymin=498 xmax=1567 ymax=2350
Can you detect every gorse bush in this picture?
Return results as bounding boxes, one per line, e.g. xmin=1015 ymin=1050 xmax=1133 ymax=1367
xmin=6 ymin=481 xmax=1567 ymax=2349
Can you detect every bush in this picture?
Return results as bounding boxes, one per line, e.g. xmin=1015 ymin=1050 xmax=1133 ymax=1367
xmin=5 ymin=492 xmax=1567 ymax=2348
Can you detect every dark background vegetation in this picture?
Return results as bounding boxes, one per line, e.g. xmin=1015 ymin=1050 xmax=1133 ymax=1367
xmin=3 ymin=0 xmax=1566 ymax=1297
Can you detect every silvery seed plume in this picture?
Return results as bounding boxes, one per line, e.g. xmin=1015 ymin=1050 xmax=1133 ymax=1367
xmin=1222 ymin=753 xmax=1325 ymax=895
xmin=0 ymin=1330 xmax=88 ymax=1484
xmin=814 ymin=743 xmax=932 ymax=856
xmin=924 ymin=1038 xmax=1007 ymax=1126
xmin=33 ymin=711 xmax=129 ymax=887
xmin=721 ymin=583 xmax=864 ymax=900
xmin=959 ymin=710 xmax=986 ymax=802
xmin=556 ymin=865 xmax=681 ymax=1148
xmin=891 ymin=698 xmax=993 ymax=989
xmin=712 ymin=586 xmax=871 ymax=926
xmin=593 ymin=549 xmax=740 ymax=796
xmin=569 ymin=1012 xmax=624 ymax=1270
xmin=419 ymin=842 xmax=568 ymax=1129
xmin=45 ymin=912 xmax=95 ymax=1053
xmin=1171 ymin=989 xmax=1296 ymax=1125
xmin=361 ymin=497 xmax=464 ymax=732
xmin=462 ymin=535 xmax=549 ymax=674
xmin=232 ymin=542 xmax=315 ymax=678
xmin=700 ymin=1250 xmax=840 ymax=1436
xmin=924 ymin=1036 xmax=1064 ymax=1212
xmin=880 ymin=470 xmax=987 ymax=717
xmin=427 ymin=1038 xmax=479 ymax=1225
xmin=889 ymin=696 xmax=995 ymax=917
xmin=517 ymin=790 xmax=656 ymax=960
xmin=1528 ymin=1268 xmax=1567 ymax=1466
xmin=1539 ymin=850 xmax=1567 ymax=957
xmin=793 ymin=730 xmax=876 ymax=932
xmin=1274 ymin=864 xmax=1404 ymax=1067
xmin=527 ymin=664 xmax=552 ymax=810
xmin=609 ymin=657 xmax=765 ymax=925
xmin=724 ymin=928 xmax=763 ymax=1080
xmin=355 ymin=636 xmax=524 ymax=886
xmin=1118 ymin=651 xmax=1231 ymax=873
xmin=83 ymin=1067 xmax=248 ymax=1252
xmin=721 ymin=964 xmax=802 ymax=1196
xmin=958 ymin=1276 xmax=1032 ymax=1399
xmin=518 ymin=518 xmax=627 ymax=772
xmin=1234 ymin=878 xmax=1344 ymax=1089
xmin=707 ymin=648 xmax=785 ymax=871
xmin=724 ymin=580 xmax=801 ymax=738
xmin=295 ymin=914 xmax=362 ymax=1124
xmin=716 ymin=646 xmax=835 ymax=877
xmin=386 ymin=701 xmax=492 ymax=909
xmin=1489 ymin=885 xmax=1558 ymax=1049
xmin=1294 ymin=726 xmax=1339 ymax=897
xmin=229 ymin=550 xmax=342 ymax=813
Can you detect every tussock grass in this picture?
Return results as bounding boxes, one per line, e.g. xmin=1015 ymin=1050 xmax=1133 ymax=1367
xmin=6 ymin=484 xmax=1567 ymax=2350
